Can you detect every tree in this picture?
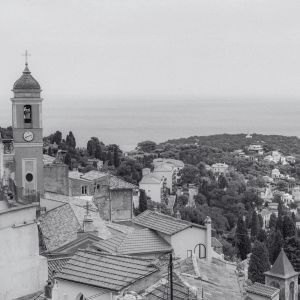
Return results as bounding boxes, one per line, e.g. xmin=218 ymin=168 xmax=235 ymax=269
xmin=87 ymin=137 xmax=102 ymax=157
xmin=137 ymin=141 xmax=157 ymax=153
xmin=139 ymin=189 xmax=148 ymax=213
xmin=251 ymin=211 xmax=259 ymax=238
xmin=107 ymin=151 xmax=113 ymax=166
xmin=235 ymin=217 xmax=251 ymax=260
xmin=269 ymin=213 xmax=277 ymax=230
xmin=66 ymin=131 xmax=76 ymax=149
xmin=51 ymin=130 xmax=62 ymax=145
xmin=283 ymin=236 xmax=300 ymax=272
xmin=257 ymin=229 xmax=267 ymax=243
xmin=113 ymin=147 xmax=120 ymax=168
xmin=218 ymin=174 xmax=228 ymax=189
xmin=179 ymin=165 xmax=199 ymax=185
xmin=258 ymin=214 xmax=263 ymax=229
xmin=95 ymin=145 xmax=103 ymax=160
xmin=282 ymin=215 xmax=296 ymax=240
xmin=64 ymin=152 xmax=72 ymax=170
xmin=248 ymin=241 xmax=270 ymax=284
xmin=268 ymin=230 xmax=284 ymax=264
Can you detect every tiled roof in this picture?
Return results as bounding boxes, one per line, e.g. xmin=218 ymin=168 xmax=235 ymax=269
xmin=56 ymin=250 xmax=159 ymax=291
xmin=246 ymin=283 xmax=279 ymax=298
xmin=142 ymin=273 xmax=197 ymax=300
xmin=13 ymin=65 xmax=41 ymax=90
xmin=94 ymin=228 xmax=172 ymax=255
xmin=265 ymin=248 xmax=299 ymax=279
xmin=48 ymin=257 xmax=71 ymax=281
xmin=132 ymin=210 xmax=206 ymax=235
xmin=39 ymin=202 xmax=112 ymax=251
xmin=80 ymin=170 xmax=107 ymax=181
xmin=109 ymin=175 xmax=137 ymax=190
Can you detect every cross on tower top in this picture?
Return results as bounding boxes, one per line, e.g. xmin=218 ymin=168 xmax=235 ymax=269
xmin=22 ymin=50 xmax=31 ymax=66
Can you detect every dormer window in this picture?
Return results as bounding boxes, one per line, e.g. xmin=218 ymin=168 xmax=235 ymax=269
xmin=24 ymin=105 xmax=32 ymax=124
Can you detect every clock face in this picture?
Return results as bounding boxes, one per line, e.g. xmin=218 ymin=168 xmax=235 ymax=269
xmin=23 ymin=131 xmax=34 ymax=142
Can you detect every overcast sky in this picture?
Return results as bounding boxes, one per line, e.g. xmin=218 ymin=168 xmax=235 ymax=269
xmin=0 ymin=0 xmax=300 ymax=101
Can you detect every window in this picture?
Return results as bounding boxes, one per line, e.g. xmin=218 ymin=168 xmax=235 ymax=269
xmin=81 ymin=186 xmax=88 ymax=195
xmin=24 ymin=105 xmax=32 ymax=124
xmin=289 ymin=281 xmax=294 ymax=300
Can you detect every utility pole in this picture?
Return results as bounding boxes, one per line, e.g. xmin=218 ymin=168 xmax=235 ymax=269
xmin=169 ymin=253 xmax=173 ymax=300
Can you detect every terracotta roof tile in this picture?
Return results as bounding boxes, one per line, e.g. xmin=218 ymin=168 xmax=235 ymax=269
xmin=48 ymin=257 xmax=71 ymax=281
xmin=246 ymin=283 xmax=279 ymax=298
xmin=132 ymin=210 xmax=206 ymax=235
xmin=56 ymin=250 xmax=159 ymax=291
xmin=94 ymin=228 xmax=172 ymax=255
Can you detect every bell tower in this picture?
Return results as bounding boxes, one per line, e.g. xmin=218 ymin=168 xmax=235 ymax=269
xmin=11 ymin=56 xmax=44 ymax=194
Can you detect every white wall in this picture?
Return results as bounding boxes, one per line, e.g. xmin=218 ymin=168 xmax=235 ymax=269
xmin=0 ymin=143 xmax=4 ymax=180
xmin=171 ymin=226 xmax=210 ymax=259
xmin=139 ymin=182 xmax=162 ymax=203
xmin=0 ymin=205 xmax=48 ymax=300
xmin=153 ymin=170 xmax=174 ymax=192
xmin=54 ymin=279 xmax=113 ymax=300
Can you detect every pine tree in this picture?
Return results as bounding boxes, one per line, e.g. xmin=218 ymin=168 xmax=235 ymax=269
xmin=64 ymin=153 xmax=72 ymax=170
xmin=95 ymin=145 xmax=103 ymax=160
xmin=235 ymin=217 xmax=251 ymax=260
xmin=268 ymin=230 xmax=284 ymax=264
xmin=107 ymin=151 xmax=113 ymax=166
xmin=113 ymin=147 xmax=120 ymax=168
xmin=269 ymin=213 xmax=277 ymax=230
xmin=257 ymin=229 xmax=267 ymax=243
xmin=251 ymin=211 xmax=259 ymax=238
xmin=282 ymin=215 xmax=296 ymax=240
xmin=248 ymin=241 xmax=270 ymax=283
xmin=139 ymin=190 xmax=148 ymax=213
xmin=66 ymin=131 xmax=76 ymax=149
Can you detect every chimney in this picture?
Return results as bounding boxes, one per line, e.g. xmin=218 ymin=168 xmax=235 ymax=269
xmin=204 ymin=216 xmax=212 ymax=261
xmin=176 ymin=210 xmax=181 ymax=219
xmin=142 ymin=168 xmax=151 ymax=176
xmin=78 ymin=201 xmax=98 ymax=237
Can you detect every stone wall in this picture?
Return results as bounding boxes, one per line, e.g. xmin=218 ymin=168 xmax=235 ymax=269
xmin=44 ymin=164 xmax=69 ymax=195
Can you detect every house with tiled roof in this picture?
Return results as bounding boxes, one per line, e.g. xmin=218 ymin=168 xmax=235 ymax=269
xmin=52 ymin=249 xmax=161 ymax=300
xmin=139 ymin=170 xmax=167 ymax=203
xmin=93 ymin=228 xmax=172 ymax=258
xmin=245 ymin=282 xmax=280 ymax=300
xmin=264 ymin=249 xmax=299 ymax=300
xmin=131 ymin=210 xmax=213 ymax=260
xmin=68 ymin=170 xmax=136 ymax=222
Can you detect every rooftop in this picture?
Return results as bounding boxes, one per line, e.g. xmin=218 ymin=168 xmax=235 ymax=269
xmin=56 ymin=250 xmax=159 ymax=291
xmin=153 ymin=163 xmax=174 ymax=172
xmin=245 ymin=283 xmax=279 ymax=299
xmin=142 ymin=273 xmax=197 ymax=300
xmin=48 ymin=257 xmax=71 ymax=281
xmin=94 ymin=228 xmax=172 ymax=255
xmin=140 ymin=173 xmax=162 ymax=185
xmin=132 ymin=210 xmax=206 ymax=236
xmin=13 ymin=64 xmax=41 ymax=91
xmin=265 ymin=248 xmax=299 ymax=279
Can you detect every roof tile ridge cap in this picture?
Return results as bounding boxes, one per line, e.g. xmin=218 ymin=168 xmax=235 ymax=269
xmin=153 ymin=210 xmax=191 ymax=225
xmin=115 ymin=231 xmax=130 ymax=252
xmin=45 ymin=202 xmax=69 ymax=214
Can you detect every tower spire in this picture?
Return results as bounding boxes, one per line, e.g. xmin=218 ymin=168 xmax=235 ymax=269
xmin=23 ymin=50 xmax=31 ymax=66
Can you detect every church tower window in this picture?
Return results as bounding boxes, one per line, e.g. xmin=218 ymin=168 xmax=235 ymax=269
xmin=24 ymin=105 xmax=32 ymax=124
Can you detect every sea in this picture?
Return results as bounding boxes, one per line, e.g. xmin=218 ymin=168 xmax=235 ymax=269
xmin=1 ymin=97 xmax=300 ymax=151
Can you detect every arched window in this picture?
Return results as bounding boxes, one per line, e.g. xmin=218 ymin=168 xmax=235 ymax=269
xmin=76 ymin=293 xmax=87 ymax=300
xmin=24 ymin=105 xmax=32 ymax=124
xmin=289 ymin=281 xmax=295 ymax=300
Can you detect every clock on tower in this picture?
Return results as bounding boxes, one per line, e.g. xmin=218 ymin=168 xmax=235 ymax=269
xmin=11 ymin=57 xmax=44 ymax=194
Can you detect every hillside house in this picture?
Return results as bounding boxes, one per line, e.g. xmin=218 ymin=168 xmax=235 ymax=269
xmin=139 ymin=169 xmax=167 ymax=203
xmin=131 ymin=210 xmax=213 ymax=260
